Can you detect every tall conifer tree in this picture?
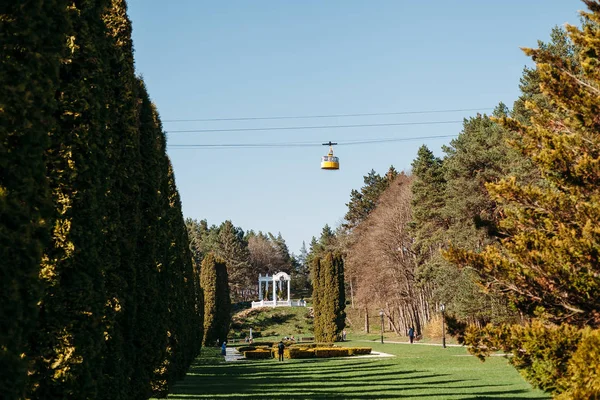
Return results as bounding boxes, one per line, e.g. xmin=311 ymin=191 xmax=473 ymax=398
xmin=30 ymin=1 xmax=112 ymax=396
xmin=201 ymin=253 xmax=231 ymax=346
xmin=0 ymin=1 xmax=67 ymax=397
xmin=448 ymin=1 xmax=600 ymax=327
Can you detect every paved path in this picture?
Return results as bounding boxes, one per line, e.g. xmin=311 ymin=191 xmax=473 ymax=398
xmin=224 ymin=347 xmax=246 ymax=362
xmin=355 ymin=339 xmax=463 ymax=347
xmin=223 ymin=347 xmax=395 ymax=362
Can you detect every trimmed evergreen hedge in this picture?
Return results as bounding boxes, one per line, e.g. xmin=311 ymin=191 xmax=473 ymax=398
xmin=283 ymin=346 xmax=372 ymax=359
xmin=350 ymin=347 xmax=372 ymax=355
xmin=289 ymin=342 xmax=334 ymax=349
xmin=244 ymin=349 xmax=274 ymax=359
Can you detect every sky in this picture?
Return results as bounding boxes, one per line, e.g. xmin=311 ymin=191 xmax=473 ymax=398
xmin=127 ymin=0 xmax=582 ymax=254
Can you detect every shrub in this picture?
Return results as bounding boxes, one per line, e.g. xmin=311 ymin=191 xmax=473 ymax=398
xmin=557 ymin=328 xmax=600 ymax=399
xmin=351 ymin=347 xmax=372 ymax=355
xmin=287 ymin=348 xmax=315 ymax=359
xmin=283 ymin=346 xmax=371 ymax=359
xmin=315 ymin=348 xmax=350 ymax=358
xmin=463 ymin=321 xmax=582 ymax=393
xmin=244 ymin=349 xmax=273 ymax=360
xmin=289 ymin=342 xmax=333 ymax=349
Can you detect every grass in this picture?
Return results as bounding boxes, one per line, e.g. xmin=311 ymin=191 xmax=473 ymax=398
xmin=157 ymin=341 xmax=550 ymax=399
xmin=230 ymin=306 xmax=313 ymax=340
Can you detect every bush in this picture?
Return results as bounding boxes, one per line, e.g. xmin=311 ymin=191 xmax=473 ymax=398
xmin=351 ymin=347 xmax=372 ymax=355
xmin=315 ymin=348 xmax=351 ymax=358
xmin=284 ymin=346 xmax=371 ymax=359
xmin=463 ymin=321 xmax=583 ymax=393
xmin=287 ymin=348 xmax=315 ymax=359
xmin=557 ymin=328 xmax=600 ymax=399
xmin=289 ymin=342 xmax=333 ymax=349
xmin=244 ymin=349 xmax=273 ymax=359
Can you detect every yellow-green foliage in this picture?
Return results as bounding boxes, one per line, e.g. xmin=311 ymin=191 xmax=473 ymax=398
xmin=287 ymin=348 xmax=315 ymax=359
xmin=315 ymin=348 xmax=351 ymax=358
xmin=446 ymin=0 xmax=600 ymax=329
xmin=463 ymin=321 xmax=583 ymax=393
xmin=244 ymin=349 xmax=273 ymax=359
xmin=351 ymin=347 xmax=372 ymax=355
xmin=557 ymin=328 xmax=600 ymax=399
xmin=284 ymin=346 xmax=371 ymax=359
xmin=289 ymin=342 xmax=334 ymax=349
xmin=444 ymin=2 xmax=600 ymax=396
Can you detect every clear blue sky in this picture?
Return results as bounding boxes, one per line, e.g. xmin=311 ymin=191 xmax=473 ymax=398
xmin=127 ymin=0 xmax=582 ymax=254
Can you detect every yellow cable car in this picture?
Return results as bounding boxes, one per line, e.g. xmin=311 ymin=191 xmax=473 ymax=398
xmin=321 ymin=141 xmax=339 ymax=170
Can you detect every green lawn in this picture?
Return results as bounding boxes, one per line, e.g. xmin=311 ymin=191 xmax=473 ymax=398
xmin=230 ymin=306 xmax=313 ymax=340
xmin=158 ymin=341 xmax=549 ymax=399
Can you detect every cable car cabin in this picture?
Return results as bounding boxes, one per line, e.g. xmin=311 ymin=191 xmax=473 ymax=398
xmin=321 ymin=148 xmax=340 ymax=170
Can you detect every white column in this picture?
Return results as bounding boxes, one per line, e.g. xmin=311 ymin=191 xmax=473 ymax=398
xmin=287 ymin=279 xmax=291 ymax=303
xmin=258 ymin=274 xmax=262 ymax=300
xmin=272 ymin=278 xmax=277 ymax=305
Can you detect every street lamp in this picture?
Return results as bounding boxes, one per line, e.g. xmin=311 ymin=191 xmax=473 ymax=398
xmin=440 ymin=304 xmax=446 ymax=348
xmin=379 ymin=310 xmax=384 ymax=344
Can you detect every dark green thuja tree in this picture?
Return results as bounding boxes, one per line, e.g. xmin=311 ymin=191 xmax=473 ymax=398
xmin=310 ymin=256 xmax=323 ymax=340
xmin=98 ymin=1 xmax=142 ymax=397
xmin=201 ymin=252 xmax=231 ymax=346
xmin=330 ymin=252 xmax=346 ymax=340
xmin=128 ymin=78 xmax=169 ymax=399
xmin=1 ymin=0 xmax=202 ymax=397
xmin=160 ymin=162 xmax=203 ymax=383
xmin=29 ymin=1 xmax=114 ymax=397
xmin=312 ymin=252 xmax=346 ymax=342
xmin=0 ymin=0 xmax=67 ymax=397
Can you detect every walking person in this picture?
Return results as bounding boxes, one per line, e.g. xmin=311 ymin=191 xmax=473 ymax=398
xmin=408 ymin=327 xmax=415 ymax=344
xmin=277 ymin=340 xmax=285 ymax=361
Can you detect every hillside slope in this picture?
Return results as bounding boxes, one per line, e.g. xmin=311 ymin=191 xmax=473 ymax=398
xmin=230 ymin=306 xmax=314 ymax=340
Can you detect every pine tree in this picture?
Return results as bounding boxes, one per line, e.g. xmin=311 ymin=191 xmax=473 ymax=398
xmin=215 ymin=220 xmax=251 ymax=302
xmin=512 ymin=26 xmax=579 ymax=125
xmin=291 ymin=241 xmax=311 ymax=295
xmin=344 ymin=168 xmax=397 ymax=229
xmin=410 ymin=145 xmax=447 ymax=264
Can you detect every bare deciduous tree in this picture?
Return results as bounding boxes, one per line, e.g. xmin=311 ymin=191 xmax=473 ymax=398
xmin=346 ymin=173 xmax=433 ymax=336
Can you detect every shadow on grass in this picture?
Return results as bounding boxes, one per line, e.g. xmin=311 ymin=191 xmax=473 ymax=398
xmin=162 ymin=347 xmax=548 ymax=399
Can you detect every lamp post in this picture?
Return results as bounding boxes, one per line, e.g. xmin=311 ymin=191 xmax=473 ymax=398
xmin=440 ymin=304 xmax=446 ymax=348
xmin=379 ymin=310 xmax=384 ymax=344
